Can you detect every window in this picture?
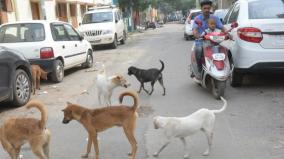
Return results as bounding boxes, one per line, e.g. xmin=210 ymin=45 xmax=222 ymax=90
xmin=82 ymin=12 xmax=113 ymax=24
xmin=0 ymin=23 xmax=45 ymax=43
xmin=0 ymin=0 xmax=13 ymax=12
xmin=228 ymin=4 xmax=240 ymax=24
xmin=249 ymin=0 xmax=284 ymax=19
xmin=51 ymin=24 xmax=69 ymax=41
xmin=64 ymin=24 xmax=80 ymax=41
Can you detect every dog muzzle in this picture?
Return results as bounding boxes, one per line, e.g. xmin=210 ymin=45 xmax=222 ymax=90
xmin=62 ymin=119 xmax=70 ymax=124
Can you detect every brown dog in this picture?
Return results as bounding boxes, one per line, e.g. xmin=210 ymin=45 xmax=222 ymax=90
xmin=62 ymin=90 xmax=139 ymax=159
xmin=31 ymin=65 xmax=48 ymax=95
xmin=0 ymin=100 xmax=51 ymax=159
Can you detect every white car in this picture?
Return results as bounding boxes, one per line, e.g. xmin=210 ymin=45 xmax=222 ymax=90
xmin=184 ymin=9 xmax=201 ymax=40
xmin=0 ymin=20 xmax=93 ymax=82
xmin=79 ymin=6 xmax=127 ymax=49
xmin=222 ymin=0 xmax=284 ymax=86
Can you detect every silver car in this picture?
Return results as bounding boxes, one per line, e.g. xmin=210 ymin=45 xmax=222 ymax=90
xmin=222 ymin=0 xmax=284 ymax=86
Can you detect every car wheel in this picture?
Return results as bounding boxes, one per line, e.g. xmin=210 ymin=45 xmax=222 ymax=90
xmin=120 ymin=31 xmax=127 ymax=44
xmin=82 ymin=50 xmax=93 ymax=68
xmin=51 ymin=60 xmax=64 ymax=83
xmin=230 ymin=69 xmax=243 ymax=87
xmin=111 ymin=34 xmax=118 ymax=49
xmin=12 ymin=69 xmax=32 ymax=106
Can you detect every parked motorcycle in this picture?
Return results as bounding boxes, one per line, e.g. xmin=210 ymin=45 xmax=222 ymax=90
xmin=190 ymin=21 xmax=238 ymax=99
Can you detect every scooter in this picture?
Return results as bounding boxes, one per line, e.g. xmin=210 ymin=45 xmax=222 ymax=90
xmin=190 ymin=21 xmax=238 ymax=99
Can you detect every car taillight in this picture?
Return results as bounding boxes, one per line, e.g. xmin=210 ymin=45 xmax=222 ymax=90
xmin=40 ymin=47 xmax=54 ymax=59
xmin=238 ymin=27 xmax=263 ymax=43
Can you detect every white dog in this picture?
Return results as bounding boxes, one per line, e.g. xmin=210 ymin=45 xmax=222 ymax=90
xmin=96 ymin=68 xmax=130 ymax=106
xmin=153 ymin=97 xmax=227 ymax=158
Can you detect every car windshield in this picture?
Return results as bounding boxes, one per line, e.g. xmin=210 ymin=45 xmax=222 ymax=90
xmin=214 ymin=10 xmax=228 ymax=19
xmin=0 ymin=23 xmax=45 ymax=43
xmin=190 ymin=12 xmax=202 ymax=20
xmin=249 ymin=0 xmax=284 ymax=19
xmin=82 ymin=12 xmax=113 ymax=24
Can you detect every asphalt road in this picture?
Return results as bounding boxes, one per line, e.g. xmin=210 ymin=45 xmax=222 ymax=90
xmin=1 ymin=23 xmax=284 ymax=159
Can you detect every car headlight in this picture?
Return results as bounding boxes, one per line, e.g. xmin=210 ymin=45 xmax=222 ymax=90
xmin=103 ymin=30 xmax=113 ymax=35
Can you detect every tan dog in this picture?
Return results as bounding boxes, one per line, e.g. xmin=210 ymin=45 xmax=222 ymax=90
xmin=0 ymin=100 xmax=51 ymax=159
xmin=31 ymin=65 xmax=48 ymax=95
xmin=62 ymin=91 xmax=139 ymax=159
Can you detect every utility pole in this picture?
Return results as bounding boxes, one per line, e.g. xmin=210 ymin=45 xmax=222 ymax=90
xmin=40 ymin=0 xmax=47 ymax=20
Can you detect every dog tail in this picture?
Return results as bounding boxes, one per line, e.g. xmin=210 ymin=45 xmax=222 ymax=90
xmin=25 ymin=100 xmax=48 ymax=129
xmin=119 ymin=90 xmax=139 ymax=111
xmin=159 ymin=60 xmax=165 ymax=73
xmin=212 ymin=97 xmax=227 ymax=114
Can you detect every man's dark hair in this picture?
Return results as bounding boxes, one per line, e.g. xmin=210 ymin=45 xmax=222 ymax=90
xmin=200 ymin=0 xmax=213 ymax=7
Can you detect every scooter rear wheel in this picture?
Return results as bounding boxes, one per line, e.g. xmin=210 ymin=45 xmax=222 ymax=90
xmin=211 ymin=79 xmax=226 ymax=99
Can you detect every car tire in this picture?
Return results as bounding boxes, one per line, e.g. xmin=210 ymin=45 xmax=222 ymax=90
xmin=12 ymin=69 xmax=32 ymax=106
xmin=111 ymin=34 xmax=118 ymax=49
xmin=51 ymin=60 xmax=64 ymax=83
xmin=230 ymin=69 xmax=243 ymax=87
xmin=120 ymin=31 xmax=127 ymax=44
xmin=82 ymin=50 xmax=93 ymax=68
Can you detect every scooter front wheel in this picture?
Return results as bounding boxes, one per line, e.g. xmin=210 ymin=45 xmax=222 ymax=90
xmin=211 ymin=79 xmax=226 ymax=99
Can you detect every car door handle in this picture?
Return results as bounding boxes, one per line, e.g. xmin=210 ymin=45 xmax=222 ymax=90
xmin=62 ymin=45 xmax=65 ymax=49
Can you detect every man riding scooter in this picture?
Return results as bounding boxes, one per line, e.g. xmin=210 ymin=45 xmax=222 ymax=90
xmin=192 ymin=0 xmax=227 ymax=78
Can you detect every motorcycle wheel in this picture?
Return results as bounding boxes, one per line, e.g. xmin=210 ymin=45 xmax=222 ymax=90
xmin=211 ymin=79 xmax=226 ymax=99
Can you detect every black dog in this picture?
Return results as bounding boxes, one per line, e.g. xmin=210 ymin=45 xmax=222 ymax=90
xmin=128 ymin=60 xmax=166 ymax=96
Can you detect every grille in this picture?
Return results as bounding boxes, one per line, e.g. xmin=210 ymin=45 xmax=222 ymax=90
xmin=84 ymin=30 xmax=102 ymax=36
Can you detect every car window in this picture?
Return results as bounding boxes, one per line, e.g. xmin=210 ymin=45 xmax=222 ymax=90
xmin=223 ymin=5 xmax=235 ymax=24
xmin=82 ymin=11 xmax=113 ymax=24
xmin=0 ymin=23 xmax=45 ymax=43
xmin=249 ymin=0 xmax=284 ymax=19
xmin=64 ymin=24 xmax=80 ymax=41
xmin=51 ymin=24 xmax=69 ymax=41
xmin=228 ymin=4 xmax=240 ymax=24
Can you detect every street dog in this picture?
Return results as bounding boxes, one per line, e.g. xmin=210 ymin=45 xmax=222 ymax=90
xmin=96 ymin=67 xmax=130 ymax=106
xmin=62 ymin=90 xmax=139 ymax=159
xmin=31 ymin=65 xmax=48 ymax=95
xmin=128 ymin=60 xmax=166 ymax=96
xmin=0 ymin=100 xmax=51 ymax=159
xmin=153 ymin=97 xmax=227 ymax=158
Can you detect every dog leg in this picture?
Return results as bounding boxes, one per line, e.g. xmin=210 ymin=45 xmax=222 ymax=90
xmin=153 ymin=140 xmax=170 ymax=157
xmin=202 ymin=131 xmax=213 ymax=156
xmin=180 ymin=138 xmax=189 ymax=159
xmin=123 ymin=126 xmax=137 ymax=159
xmin=149 ymin=81 xmax=155 ymax=95
xmin=1 ymin=138 xmax=19 ymax=159
xmin=138 ymin=84 xmax=143 ymax=93
xmin=141 ymin=83 xmax=149 ymax=94
xmin=92 ymin=134 xmax=100 ymax=159
xmin=158 ymin=77 xmax=166 ymax=96
xmin=98 ymin=93 xmax=102 ymax=105
xmin=81 ymin=134 xmax=92 ymax=158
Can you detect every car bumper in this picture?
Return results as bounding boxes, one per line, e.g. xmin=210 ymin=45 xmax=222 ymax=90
xmin=85 ymin=35 xmax=114 ymax=45
xmin=232 ymin=41 xmax=284 ymax=71
xmin=29 ymin=58 xmax=57 ymax=73
xmin=185 ymin=29 xmax=193 ymax=36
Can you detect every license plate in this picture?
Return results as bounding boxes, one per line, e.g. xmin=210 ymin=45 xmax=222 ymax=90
xmin=212 ymin=53 xmax=225 ymax=61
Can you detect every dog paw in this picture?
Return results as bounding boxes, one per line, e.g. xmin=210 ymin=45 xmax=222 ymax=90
xmin=183 ymin=154 xmax=189 ymax=159
xmin=202 ymin=150 xmax=209 ymax=156
xmin=81 ymin=154 xmax=88 ymax=158
xmin=153 ymin=152 xmax=159 ymax=157
xmin=128 ymin=152 xmax=133 ymax=156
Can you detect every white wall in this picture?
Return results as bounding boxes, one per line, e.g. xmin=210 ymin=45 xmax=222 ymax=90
xmin=14 ymin=0 xmax=33 ymax=21
xmin=45 ymin=0 xmax=57 ymax=20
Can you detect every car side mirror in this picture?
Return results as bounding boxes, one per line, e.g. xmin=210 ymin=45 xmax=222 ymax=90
xmin=79 ymin=33 xmax=84 ymax=41
xmin=220 ymin=18 xmax=223 ymax=23
xmin=115 ymin=19 xmax=118 ymax=23
xmin=79 ymin=22 xmax=82 ymax=26
xmin=231 ymin=22 xmax=238 ymax=28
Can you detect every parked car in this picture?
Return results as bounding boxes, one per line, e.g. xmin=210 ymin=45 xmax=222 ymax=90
xmin=184 ymin=9 xmax=201 ymax=40
xmin=79 ymin=5 xmax=127 ymax=49
xmin=0 ymin=46 xmax=32 ymax=106
xmin=222 ymin=0 xmax=284 ymax=86
xmin=214 ymin=9 xmax=229 ymax=23
xmin=0 ymin=20 xmax=93 ymax=83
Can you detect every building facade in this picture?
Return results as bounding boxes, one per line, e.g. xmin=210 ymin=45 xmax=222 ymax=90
xmin=0 ymin=0 xmax=95 ymax=27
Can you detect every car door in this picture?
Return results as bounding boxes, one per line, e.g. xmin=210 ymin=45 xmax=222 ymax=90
xmin=63 ymin=24 xmax=87 ymax=65
xmin=115 ymin=11 xmax=123 ymax=39
xmin=50 ymin=23 xmax=74 ymax=68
